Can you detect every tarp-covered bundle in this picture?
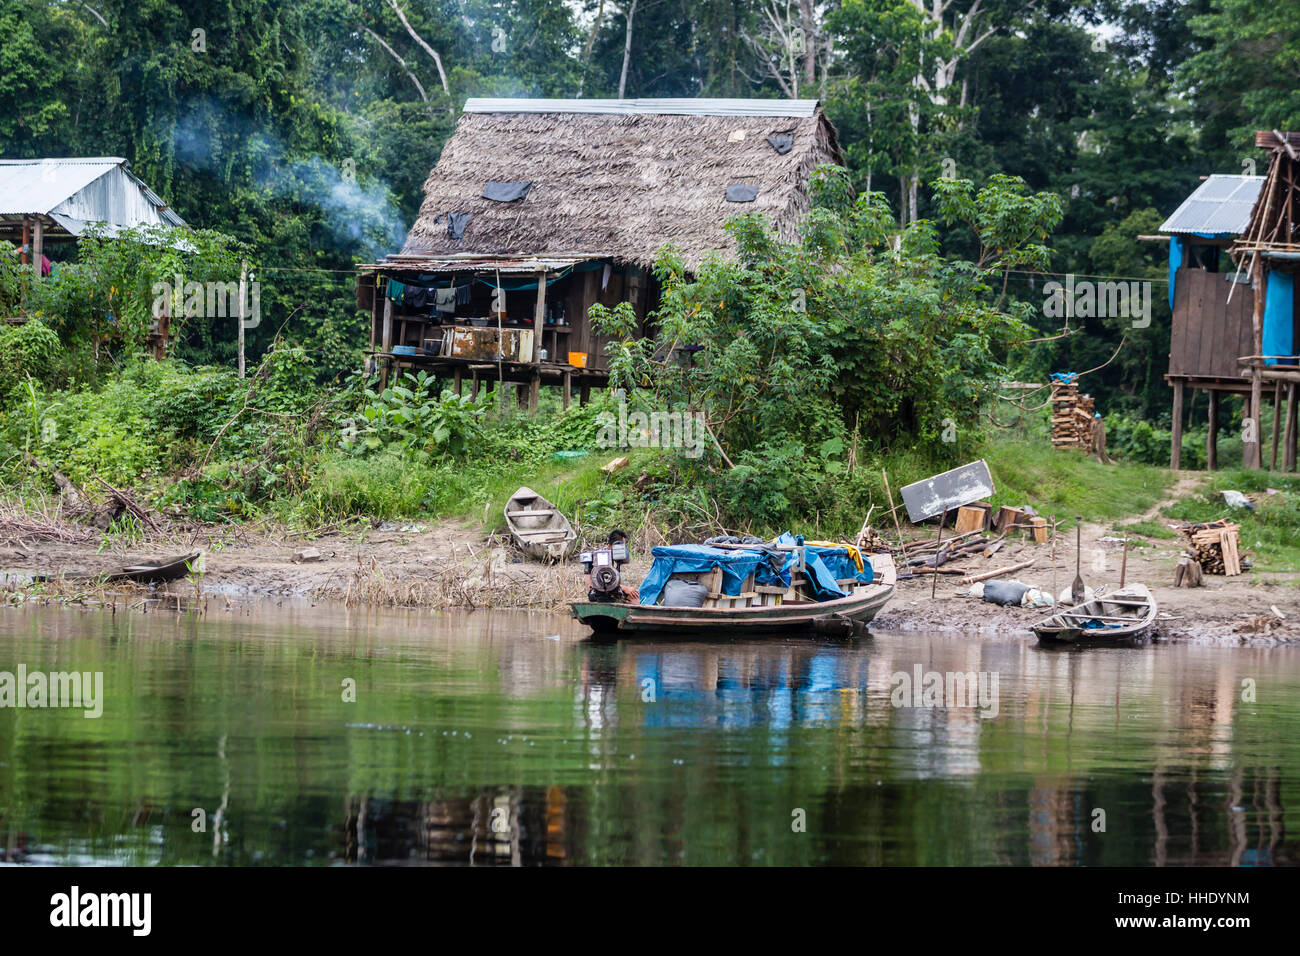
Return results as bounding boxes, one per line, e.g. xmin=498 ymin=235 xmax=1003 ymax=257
xmin=637 ymin=534 xmax=873 ymax=606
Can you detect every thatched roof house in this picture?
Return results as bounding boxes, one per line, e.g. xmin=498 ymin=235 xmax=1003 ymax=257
xmin=357 ymin=98 xmax=842 ymax=406
xmin=396 ymin=98 xmax=840 ymax=271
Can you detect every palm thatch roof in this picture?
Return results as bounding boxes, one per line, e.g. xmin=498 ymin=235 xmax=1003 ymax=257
xmin=390 ymin=98 xmax=842 ymax=272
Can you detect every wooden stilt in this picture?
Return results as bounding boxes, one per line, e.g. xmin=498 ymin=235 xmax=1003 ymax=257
xmin=1285 ymin=382 xmax=1298 ymax=472
xmin=453 ymin=366 xmax=463 ymax=396
xmin=1206 ymin=388 xmax=1219 ymax=471
xmin=1270 ymin=381 xmax=1282 ymax=470
xmin=563 ymin=371 xmax=572 ymax=409
xmin=471 ymin=368 xmax=480 ymax=400
xmin=1170 ymin=379 xmax=1184 ymax=470
xmin=528 ymin=371 xmax=540 ymax=412
xmin=579 ymin=384 xmax=590 ymax=407
xmin=1247 ymin=256 xmax=1265 ymax=469
xmin=379 ymin=293 xmax=393 ymax=390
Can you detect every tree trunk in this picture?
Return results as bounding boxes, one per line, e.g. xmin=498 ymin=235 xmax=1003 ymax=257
xmin=618 ymin=0 xmax=638 ymax=99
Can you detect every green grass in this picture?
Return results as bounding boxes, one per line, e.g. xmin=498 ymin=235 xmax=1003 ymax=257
xmin=1160 ymin=469 xmax=1300 ymax=573
xmin=979 ymin=439 xmax=1174 ymax=524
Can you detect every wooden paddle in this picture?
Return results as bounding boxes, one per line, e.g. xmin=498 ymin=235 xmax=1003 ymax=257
xmin=1071 ymin=516 xmax=1085 ymax=605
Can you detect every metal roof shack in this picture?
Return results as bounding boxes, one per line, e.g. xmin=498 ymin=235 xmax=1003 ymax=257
xmin=1160 ymin=174 xmax=1264 ymax=236
xmin=0 ymin=157 xmax=186 ymax=245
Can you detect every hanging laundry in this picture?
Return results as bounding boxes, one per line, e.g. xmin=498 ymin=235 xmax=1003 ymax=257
xmin=435 ymin=287 xmax=457 ymax=312
xmin=385 ymin=279 xmax=406 ymax=304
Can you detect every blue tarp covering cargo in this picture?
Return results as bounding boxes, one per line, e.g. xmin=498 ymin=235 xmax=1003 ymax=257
xmin=638 ymin=535 xmax=873 ymax=606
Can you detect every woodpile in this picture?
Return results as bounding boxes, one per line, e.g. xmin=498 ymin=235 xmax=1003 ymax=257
xmin=1177 ymin=519 xmax=1243 ymax=576
xmin=1050 ymin=380 xmax=1097 ymax=450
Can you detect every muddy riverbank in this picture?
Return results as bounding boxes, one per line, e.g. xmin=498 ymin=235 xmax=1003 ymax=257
xmin=2 ymin=515 xmax=1297 ymax=646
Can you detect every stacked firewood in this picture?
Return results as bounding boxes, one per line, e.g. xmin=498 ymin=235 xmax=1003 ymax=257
xmin=1050 ymin=381 xmax=1096 ymax=450
xmin=1178 ymin=519 xmax=1243 ymax=576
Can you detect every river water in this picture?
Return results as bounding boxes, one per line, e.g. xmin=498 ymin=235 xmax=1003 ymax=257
xmin=0 ymin=603 xmax=1296 ymax=866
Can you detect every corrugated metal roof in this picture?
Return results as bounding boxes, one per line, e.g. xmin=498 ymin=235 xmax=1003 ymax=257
xmin=1161 ymin=174 xmax=1264 ymax=235
xmin=462 ymin=97 xmax=819 ymax=118
xmin=0 ymin=157 xmax=185 ymax=231
xmin=365 ymin=254 xmax=591 ymax=273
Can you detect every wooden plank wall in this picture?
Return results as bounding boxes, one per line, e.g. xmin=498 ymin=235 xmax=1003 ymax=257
xmin=1168 ymin=268 xmax=1254 ymax=378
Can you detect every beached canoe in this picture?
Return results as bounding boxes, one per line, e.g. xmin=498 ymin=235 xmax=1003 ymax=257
xmin=1032 ymin=583 xmax=1157 ymax=644
xmin=504 ymin=487 xmax=577 ymax=561
xmin=572 ymin=553 xmax=896 ymax=639
xmin=104 ymin=551 xmax=203 ymax=584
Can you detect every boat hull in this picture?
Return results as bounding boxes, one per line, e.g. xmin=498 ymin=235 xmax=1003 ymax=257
xmin=1032 ymin=584 xmax=1157 ymax=645
xmin=504 ymin=486 xmax=577 ymax=561
xmin=571 ymin=581 xmax=895 ymax=639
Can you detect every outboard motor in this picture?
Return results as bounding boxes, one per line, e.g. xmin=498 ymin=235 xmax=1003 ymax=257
xmin=581 ymin=541 xmax=629 ymax=602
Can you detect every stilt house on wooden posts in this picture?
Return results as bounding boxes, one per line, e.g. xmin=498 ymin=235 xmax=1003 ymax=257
xmin=355 ymin=98 xmax=842 ymax=408
xmin=1159 ymin=171 xmax=1265 ymax=469
xmin=1232 ymin=131 xmax=1300 ymax=472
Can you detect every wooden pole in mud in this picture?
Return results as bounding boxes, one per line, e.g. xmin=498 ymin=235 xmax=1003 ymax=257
xmin=931 ymin=509 xmax=947 ymax=600
xmin=1120 ymin=536 xmax=1129 ymax=588
xmin=1051 ymin=514 xmax=1057 ymax=601
xmin=882 ymin=469 xmax=908 ymax=564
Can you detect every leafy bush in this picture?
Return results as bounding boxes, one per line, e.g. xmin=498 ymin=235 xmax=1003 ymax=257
xmin=341 ymin=371 xmax=489 ymax=458
xmin=1107 ymin=414 xmax=1205 ymax=470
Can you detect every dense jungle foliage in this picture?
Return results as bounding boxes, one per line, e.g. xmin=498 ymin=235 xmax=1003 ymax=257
xmin=0 ymin=0 xmax=1295 ymax=534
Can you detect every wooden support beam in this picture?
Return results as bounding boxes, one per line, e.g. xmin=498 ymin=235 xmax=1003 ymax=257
xmin=1247 ymin=256 xmax=1266 ymax=468
xmin=1286 ymin=382 xmax=1298 ymax=472
xmin=528 ymin=371 xmax=540 ymax=412
xmin=1271 ymin=381 xmax=1282 ymax=470
xmin=379 ymin=292 xmax=393 ymax=390
xmin=579 ymin=384 xmax=590 ymax=407
xmin=1170 ymin=379 xmax=1184 ymax=470
xmin=533 ymin=272 xmax=547 ymax=362
xmin=31 ymin=218 xmax=43 ymax=280
xmin=563 ymin=370 xmax=572 ymax=409
xmin=1207 ymin=388 xmax=1219 ymax=471
xmin=453 ymin=366 xmax=463 ymax=396
xmin=471 ymin=368 xmax=480 ymax=400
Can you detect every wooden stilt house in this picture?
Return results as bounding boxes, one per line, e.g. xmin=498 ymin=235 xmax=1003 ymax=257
xmin=355 ymin=98 xmax=842 ymax=408
xmin=1232 ymin=131 xmax=1300 ymax=472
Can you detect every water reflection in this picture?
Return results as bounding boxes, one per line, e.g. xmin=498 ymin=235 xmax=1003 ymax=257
xmin=0 ymin=604 xmax=1297 ymax=865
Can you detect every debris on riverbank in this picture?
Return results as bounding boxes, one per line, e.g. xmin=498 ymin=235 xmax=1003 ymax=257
xmin=1 ymin=500 xmax=1298 ymax=646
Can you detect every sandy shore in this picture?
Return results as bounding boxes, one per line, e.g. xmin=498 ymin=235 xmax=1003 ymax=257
xmin=2 ymin=515 xmax=1297 ymax=646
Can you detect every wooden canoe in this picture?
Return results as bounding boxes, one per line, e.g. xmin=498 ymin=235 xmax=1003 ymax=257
xmin=504 ymin=486 xmax=576 ymax=561
xmin=1032 ymin=583 xmax=1157 ymax=644
xmin=104 ymin=551 xmax=203 ymax=584
xmin=572 ymin=554 xmax=896 ymax=639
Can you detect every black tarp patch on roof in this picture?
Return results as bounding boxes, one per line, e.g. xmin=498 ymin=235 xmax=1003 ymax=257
xmin=725 ymin=184 xmax=758 ymax=203
xmin=767 ymin=133 xmax=794 ymax=155
xmin=482 ymin=180 xmax=533 ymax=202
xmin=446 ymin=212 xmax=472 ymax=240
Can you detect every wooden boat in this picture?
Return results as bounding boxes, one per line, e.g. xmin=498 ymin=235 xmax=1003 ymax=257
xmin=1032 ymin=583 xmax=1157 ymax=644
xmin=504 ymin=487 xmax=576 ymax=561
xmin=104 ymin=551 xmax=203 ymax=584
xmin=571 ymin=553 xmax=896 ymax=639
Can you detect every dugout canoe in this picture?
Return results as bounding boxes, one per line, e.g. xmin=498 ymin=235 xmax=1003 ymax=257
xmin=504 ymin=487 xmax=577 ymax=561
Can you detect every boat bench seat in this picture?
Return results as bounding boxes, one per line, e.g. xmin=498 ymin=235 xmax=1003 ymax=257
xmin=507 ymin=509 xmax=557 ymax=518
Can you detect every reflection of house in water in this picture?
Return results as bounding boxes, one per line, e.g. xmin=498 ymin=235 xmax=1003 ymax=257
xmin=340 ymin=790 xmax=565 ymax=866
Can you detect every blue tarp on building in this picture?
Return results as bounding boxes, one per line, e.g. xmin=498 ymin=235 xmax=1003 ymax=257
xmin=1264 ymin=271 xmax=1295 ymax=366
